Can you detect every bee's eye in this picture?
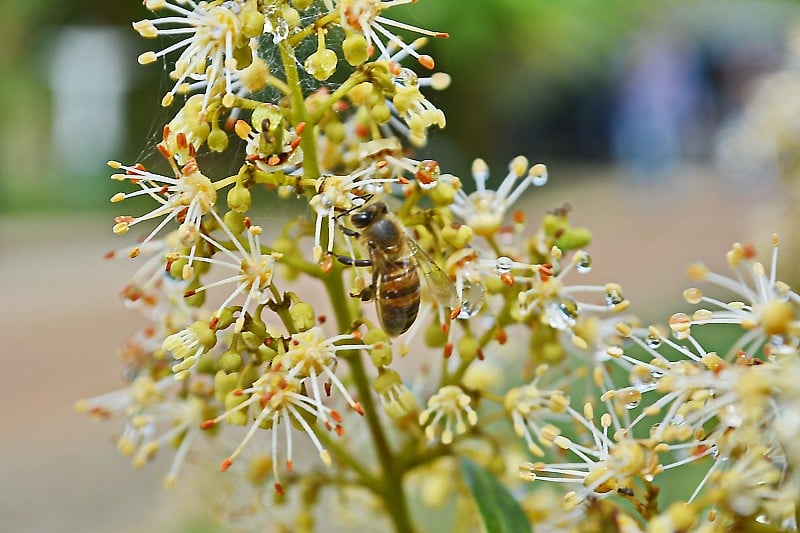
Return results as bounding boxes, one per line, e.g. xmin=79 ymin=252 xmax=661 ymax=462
xmin=352 ymin=212 xmax=370 ymax=227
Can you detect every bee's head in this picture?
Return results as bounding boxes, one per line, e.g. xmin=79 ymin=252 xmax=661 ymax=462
xmin=352 ymin=201 xmax=388 ymax=228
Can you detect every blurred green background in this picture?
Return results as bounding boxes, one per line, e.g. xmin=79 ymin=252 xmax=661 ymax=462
xmin=4 ymin=0 xmax=799 ymax=212
xmin=3 ymin=1 xmax=800 ymax=531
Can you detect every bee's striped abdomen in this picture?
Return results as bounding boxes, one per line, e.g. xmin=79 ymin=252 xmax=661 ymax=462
xmin=377 ymin=260 xmax=421 ymax=336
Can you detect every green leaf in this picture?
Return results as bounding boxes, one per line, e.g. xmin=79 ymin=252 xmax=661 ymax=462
xmin=460 ymin=458 xmax=531 ymax=533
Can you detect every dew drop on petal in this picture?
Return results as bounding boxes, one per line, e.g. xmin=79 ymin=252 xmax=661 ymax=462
xmin=645 ymin=334 xmax=661 ymax=349
xmin=668 ymin=313 xmax=692 ymax=340
xmin=546 ymin=298 xmax=579 ymax=330
xmin=457 ymin=268 xmax=485 ymax=319
xmin=605 ymin=285 xmax=624 ymax=308
xmin=495 ymin=256 xmax=513 ymax=274
xmin=575 ymin=252 xmax=592 ymax=274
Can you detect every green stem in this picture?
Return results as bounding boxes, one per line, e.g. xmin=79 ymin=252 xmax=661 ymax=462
xmin=288 ymin=11 xmax=340 ymax=48
xmin=278 ymin=39 xmax=321 ymax=180
xmin=324 ymin=268 xmax=416 ymax=533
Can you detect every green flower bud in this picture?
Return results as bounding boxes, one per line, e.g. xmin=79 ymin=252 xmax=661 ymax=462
xmin=256 ymin=342 xmax=278 ymax=363
xmin=393 ymin=85 xmax=419 ymax=114
xmin=190 ymin=320 xmax=217 ymax=350
xmin=241 ymin=331 xmax=262 ymax=351
xmin=219 ymin=349 xmax=243 ymax=374
xmin=214 ymin=307 xmax=237 ymax=330
xmin=324 ymin=120 xmax=345 ymax=143
xmin=184 ymin=278 xmax=206 ymax=307
xmin=429 ymin=180 xmax=457 ymax=206
xmin=207 ymin=127 xmax=229 ymax=152
xmin=196 ymin=352 xmax=218 ymax=374
xmin=224 ymin=391 xmax=249 ymax=425
xmin=484 ymin=275 xmax=506 ymax=295
xmin=241 ymin=7 xmax=265 ymax=38
xmin=372 ymin=102 xmax=391 ymax=124
xmin=343 ymin=33 xmax=369 ymax=65
xmin=281 ymin=5 xmax=301 ymax=28
xmin=424 ymin=321 xmax=448 ymax=348
xmin=457 ymin=335 xmax=480 ymax=363
xmin=223 ymin=210 xmax=246 ymax=235
xmin=168 ymin=257 xmax=188 ymax=280
xmin=227 ymin=184 xmax=252 ymax=213
xmin=214 ymin=370 xmax=239 ymax=401
xmin=365 ymin=62 xmax=395 ymax=93
xmin=554 ymin=226 xmax=592 ymax=251
xmin=232 ymin=44 xmax=253 ymax=70
xmin=290 ymin=302 xmax=316 ymax=332
xmin=304 ymin=48 xmax=338 ymax=81
xmin=245 ymin=314 xmax=267 ymax=341
xmin=442 ymin=224 xmax=473 ymax=249
xmin=541 ymin=213 xmax=568 ymax=237
xmin=373 ymin=368 xmax=416 ymax=418
xmin=251 ymin=104 xmax=284 ymax=137
xmin=365 ymin=328 xmax=392 ymax=367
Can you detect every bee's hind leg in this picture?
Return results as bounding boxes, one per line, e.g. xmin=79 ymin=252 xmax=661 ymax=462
xmin=336 ymin=255 xmax=372 ymax=267
xmin=336 ymin=255 xmax=375 ymax=300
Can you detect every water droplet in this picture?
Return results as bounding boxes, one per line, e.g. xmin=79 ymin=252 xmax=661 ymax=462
xmin=530 ymin=164 xmax=548 ymax=186
xmin=720 ymin=404 xmax=743 ymax=428
xmin=457 ymin=267 xmax=485 ymax=319
xmin=605 ymin=286 xmax=624 ymax=308
xmin=645 ymin=334 xmax=661 ymax=349
xmin=495 ymin=256 xmax=513 ymax=274
xmin=575 ymin=252 xmax=592 ymax=274
xmin=272 ymin=19 xmax=289 ymax=42
xmin=546 ymin=297 xmax=579 ymax=330
xmin=630 ymin=371 xmax=657 ymax=393
xmin=616 ymin=387 xmax=642 ymax=410
xmin=668 ymin=313 xmax=692 ymax=340
xmin=769 ymin=334 xmax=797 ymax=355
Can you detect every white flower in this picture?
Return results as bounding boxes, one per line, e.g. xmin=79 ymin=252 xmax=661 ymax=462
xmin=108 ymin=157 xmax=219 ymax=265
xmin=338 ymin=0 xmax=447 ymax=69
xmin=75 ymin=376 xmax=205 ymax=487
xmin=134 ymin=0 xmax=265 ymax=114
xmin=683 ymin=235 xmax=800 ymax=358
xmin=186 ymin=212 xmax=281 ymax=334
xmin=419 ymin=385 xmax=478 ymax=444
xmin=200 ymin=365 xmax=339 ymax=496
xmin=451 ymin=157 xmax=547 ymax=237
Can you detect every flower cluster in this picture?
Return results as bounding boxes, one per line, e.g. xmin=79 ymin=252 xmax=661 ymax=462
xmin=79 ymin=1 xmax=800 ymax=532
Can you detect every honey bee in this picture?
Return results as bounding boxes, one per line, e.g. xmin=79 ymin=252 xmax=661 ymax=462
xmin=337 ymin=201 xmax=458 ymax=336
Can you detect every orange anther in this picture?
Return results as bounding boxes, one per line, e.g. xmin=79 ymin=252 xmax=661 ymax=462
xmin=496 ymin=329 xmax=508 ymax=345
xmin=443 ymin=342 xmax=453 ymax=358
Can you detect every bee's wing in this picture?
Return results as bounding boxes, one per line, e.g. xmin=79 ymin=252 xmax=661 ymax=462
xmin=406 ymin=238 xmax=459 ymax=309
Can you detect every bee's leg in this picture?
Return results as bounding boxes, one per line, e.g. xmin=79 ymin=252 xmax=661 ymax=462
xmin=340 ymin=227 xmax=360 ymax=238
xmin=354 ymin=284 xmax=375 ymax=302
xmin=336 ymin=255 xmax=372 ymax=268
